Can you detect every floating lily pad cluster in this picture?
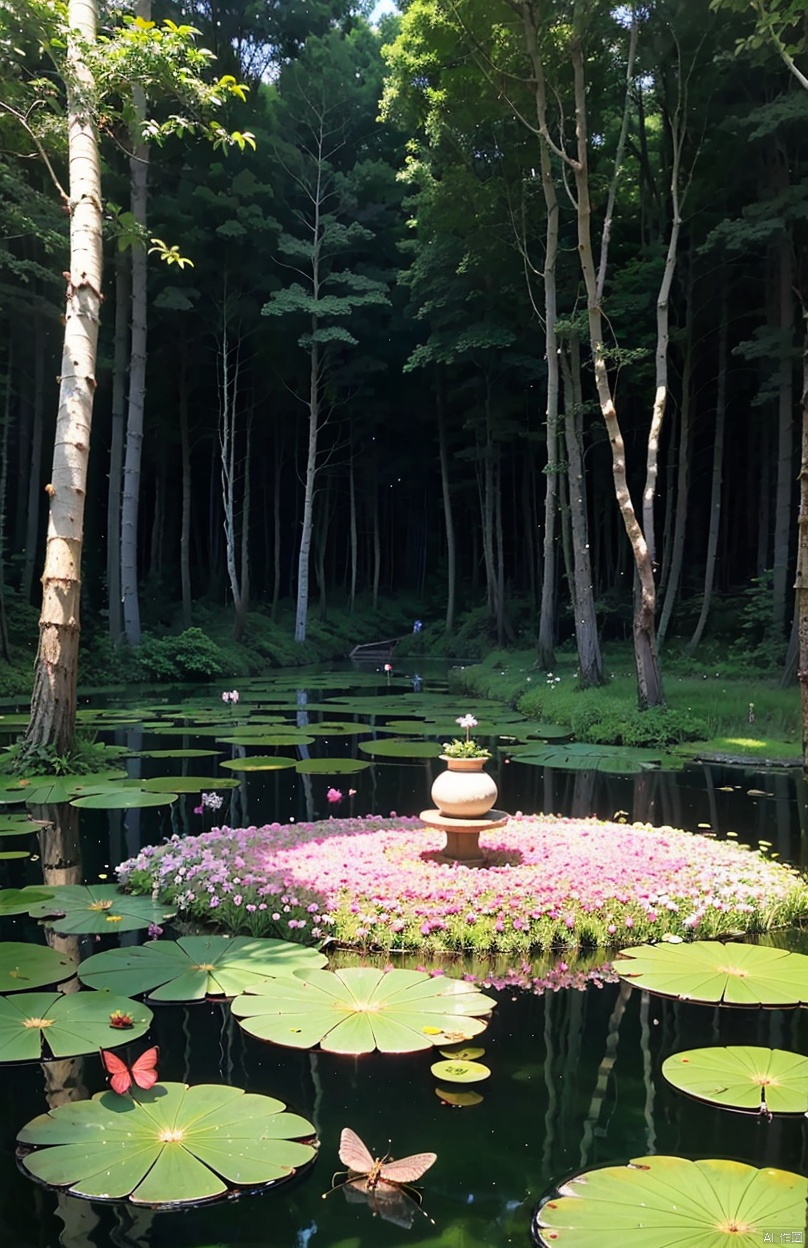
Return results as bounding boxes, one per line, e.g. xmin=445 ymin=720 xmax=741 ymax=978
xmin=533 ymin=940 xmax=808 ymax=1246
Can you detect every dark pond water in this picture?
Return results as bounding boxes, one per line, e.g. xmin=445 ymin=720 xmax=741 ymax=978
xmin=1 ymin=663 xmax=807 ymax=1248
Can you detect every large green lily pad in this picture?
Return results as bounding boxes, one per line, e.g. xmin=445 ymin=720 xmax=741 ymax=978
xmin=0 ymin=943 xmax=75 ymax=992
xmin=70 ymin=790 xmax=179 ymax=809
xmin=294 ymin=758 xmax=370 ymax=775
xmin=17 ymin=1082 xmax=316 ymax=1206
xmin=507 ymin=742 xmax=662 ymax=774
xmin=0 ymin=887 xmax=55 ymax=916
xmin=23 ymin=771 xmax=129 ymax=804
xmin=0 ymin=990 xmax=153 ymax=1061
xmin=615 ymin=941 xmax=808 ymax=1006
xmin=140 ymin=776 xmax=239 ymax=794
xmin=533 ymin=1155 xmax=808 ymax=1247
xmin=27 ymin=885 xmax=175 ymax=934
xmin=358 ymin=739 xmax=443 ymax=759
xmin=219 ymin=756 xmax=296 ymax=772
xmin=232 ymin=967 xmax=495 ymax=1054
xmin=661 ymin=1046 xmax=808 ymax=1114
xmin=0 ymin=814 xmax=45 ymax=837
xmin=77 ymin=936 xmax=328 ymax=1002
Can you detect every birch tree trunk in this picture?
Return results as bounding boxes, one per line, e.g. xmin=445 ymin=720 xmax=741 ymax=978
xmin=561 ymin=334 xmax=604 ymax=686
xmin=687 ymin=290 xmax=727 ymax=652
xmin=120 ymin=0 xmax=151 ymax=646
xmin=107 ymin=251 xmax=128 ymax=640
xmin=23 ymin=0 xmax=103 ymax=758
xmin=295 ymin=334 xmax=319 ymax=642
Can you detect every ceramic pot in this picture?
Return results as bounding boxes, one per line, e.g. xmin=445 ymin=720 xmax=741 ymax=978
xmin=431 ymin=756 xmax=498 ymax=818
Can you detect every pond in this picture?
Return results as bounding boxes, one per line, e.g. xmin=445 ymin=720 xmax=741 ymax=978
xmin=1 ymin=663 xmax=807 ymax=1248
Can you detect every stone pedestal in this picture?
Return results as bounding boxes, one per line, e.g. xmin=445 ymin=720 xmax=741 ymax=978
xmin=419 ymin=809 xmax=508 ymax=866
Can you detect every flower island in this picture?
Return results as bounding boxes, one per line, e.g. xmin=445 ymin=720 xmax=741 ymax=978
xmin=118 ymin=811 xmax=808 ymax=956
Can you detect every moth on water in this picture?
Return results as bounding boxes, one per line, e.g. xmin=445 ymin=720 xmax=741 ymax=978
xmin=323 ymin=1127 xmax=437 ymax=1226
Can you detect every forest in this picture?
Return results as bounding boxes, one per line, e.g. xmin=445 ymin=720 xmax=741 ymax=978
xmin=0 ymin=0 xmax=807 ymax=756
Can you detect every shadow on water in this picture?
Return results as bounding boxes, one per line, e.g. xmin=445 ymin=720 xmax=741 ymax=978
xmin=1 ymin=666 xmax=806 ymax=1247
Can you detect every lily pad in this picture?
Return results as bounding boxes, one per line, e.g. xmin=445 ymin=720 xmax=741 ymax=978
xmin=23 ymin=772 xmax=129 ymax=804
xmin=232 ymin=967 xmax=495 ymax=1054
xmin=140 ymin=776 xmax=239 ymax=793
xmin=0 ymin=849 xmax=30 ymax=860
xmin=661 ymin=1046 xmax=808 ymax=1114
xmin=359 ymin=739 xmax=443 ymax=759
xmin=430 ymin=1059 xmax=491 ymax=1084
xmin=0 ymin=943 xmax=75 ymax=992
xmin=615 ymin=941 xmax=808 ymax=1006
xmin=506 ymin=742 xmax=662 ymax=774
xmin=294 ymin=758 xmax=370 ymax=775
xmin=70 ymin=790 xmax=179 ymax=809
xmin=306 ymin=722 xmax=373 ymax=737
xmin=438 ymin=1046 xmax=485 ymax=1061
xmin=216 ymin=734 xmax=316 ymax=748
xmin=17 ymin=1083 xmax=316 ymax=1206
xmin=28 ymin=885 xmax=175 ymax=934
xmin=435 ymin=1087 xmax=484 ymax=1108
xmin=0 ymin=815 xmax=44 ymax=837
xmin=78 ymin=936 xmax=328 ymax=1002
xmin=219 ymin=757 xmax=296 ymax=772
xmin=130 ymin=749 xmax=223 ymax=759
xmin=533 ymin=1155 xmax=808 ymax=1247
xmin=0 ymin=991 xmax=153 ymax=1061
xmin=0 ymin=887 xmax=55 ymax=916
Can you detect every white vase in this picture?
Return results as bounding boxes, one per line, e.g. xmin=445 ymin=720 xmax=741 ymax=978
xmin=431 ymin=756 xmax=498 ymax=819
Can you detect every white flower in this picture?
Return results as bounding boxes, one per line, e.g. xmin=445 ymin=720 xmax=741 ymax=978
xmin=457 ymin=714 xmax=477 ymax=729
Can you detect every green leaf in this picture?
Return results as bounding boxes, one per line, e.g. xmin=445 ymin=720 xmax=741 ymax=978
xmin=615 ymin=941 xmax=808 ymax=1006
xmin=71 ymin=790 xmax=179 ymax=809
xmin=140 ymin=776 xmax=238 ymax=793
xmin=358 ymin=739 xmax=443 ymax=759
xmin=662 ymin=1046 xmax=808 ymax=1114
xmin=0 ymin=887 xmax=55 ymax=916
xmin=232 ymin=967 xmax=495 ymax=1054
xmin=18 ymin=1083 xmax=316 ymax=1206
xmin=430 ymin=1059 xmax=490 ymax=1083
xmin=28 ymin=885 xmax=175 ymax=934
xmin=294 ymin=759 xmax=370 ymax=775
xmin=0 ymin=991 xmax=153 ymax=1061
xmin=534 ymin=1156 xmax=808 ymax=1247
xmin=78 ymin=936 xmax=328 ymax=1002
xmin=219 ymin=757 xmax=296 ymax=772
xmin=0 ymin=943 xmax=75 ymax=992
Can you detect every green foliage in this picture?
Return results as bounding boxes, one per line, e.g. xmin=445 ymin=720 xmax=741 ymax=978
xmin=0 ymin=738 xmax=126 ymax=778
xmin=133 ymin=628 xmax=227 ymax=682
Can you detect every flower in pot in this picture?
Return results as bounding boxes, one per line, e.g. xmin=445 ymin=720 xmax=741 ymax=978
xmin=441 ymin=715 xmax=491 ymax=762
xmin=432 ymin=715 xmax=498 ymax=818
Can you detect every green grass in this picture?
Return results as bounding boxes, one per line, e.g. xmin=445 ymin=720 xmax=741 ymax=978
xmin=449 ymin=644 xmax=802 ymax=760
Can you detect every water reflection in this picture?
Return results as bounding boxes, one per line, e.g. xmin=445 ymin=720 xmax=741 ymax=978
xmin=1 ymin=671 xmax=806 ymax=1248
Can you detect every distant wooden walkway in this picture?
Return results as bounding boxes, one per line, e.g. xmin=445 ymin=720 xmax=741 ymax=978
xmin=349 ymin=636 xmax=406 ymax=661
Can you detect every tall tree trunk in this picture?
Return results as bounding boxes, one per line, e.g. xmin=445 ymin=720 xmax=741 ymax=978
xmin=178 ymin=347 xmax=192 ymax=629
xmin=348 ymin=450 xmax=358 ymax=613
xmin=0 ymin=345 xmax=11 ymax=662
xmin=797 ymin=307 xmax=808 ymax=769
xmin=569 ymin=26 xmax=664 ymax=707
xmin=773 ymin=231 xmax=795 ymax=636
xmin=107 ymin=251 xmax=128 ymax=640
xmin=23 ymin=0 xmax=103 ymax=759
xmin=535 ymin=118 xmax=561 ymax=669
xmin=271 ymin=420 xmax=282 ymax=619
xmin=120 ymin=5 xmax=150 ymax=647
xmin=21 ymin=320 xmax=46 ymax=604
xmin=658 ymin=264 xmax=694 ymax=647
xmin=437 ymin=382 xmax=457 ymax=633
xmin=561 ymin=333 xmax=604 ymax=686
xmin=688 ymin=285 xmax=728 ymax=653
xmin=295 ymin=334 xmax=319 ymax=642
xmin=233 ymin=409 xmax=251 ymax=641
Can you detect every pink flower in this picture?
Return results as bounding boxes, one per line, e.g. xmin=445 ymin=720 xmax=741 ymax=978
xmin=327 ymin=788 xmax=342 ymax=804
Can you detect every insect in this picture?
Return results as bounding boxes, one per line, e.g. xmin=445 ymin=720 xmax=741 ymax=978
xmin=100 ymin=1046 xmax=159 ymax=1096
xmin=324 ymin=1128 xmax=437 ymax=1225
